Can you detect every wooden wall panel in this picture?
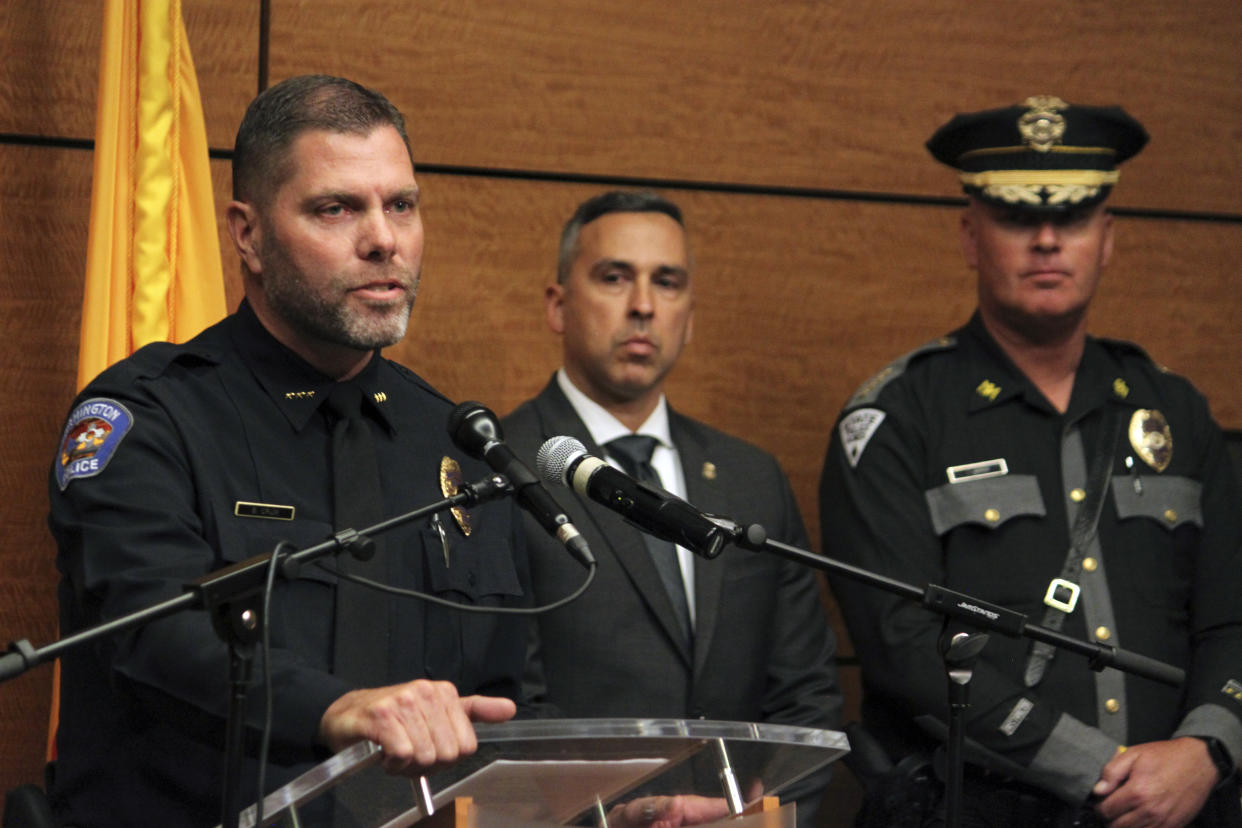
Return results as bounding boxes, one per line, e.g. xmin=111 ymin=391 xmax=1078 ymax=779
xmin=268 ymin=0 xmax=1242 ymax=213
xmin=0 ymin=0 xmax=259 ymax=149
xmin=1091 ymin=216 xmax=1242 ymax=426
xmin=0 ymin=3 xmax=100 ymax=140
xmin=0 ymin=145 xmax=93 ymax=792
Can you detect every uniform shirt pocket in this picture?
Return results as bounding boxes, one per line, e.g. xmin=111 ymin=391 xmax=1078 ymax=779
xmin=224 ymin=517 xmax=341 ymax=585
xmin=423 ymin=524 xmax=523 ymax=603
xmin=1110 ymin=475 xmax=1202 ymax=530
xmin=925 ymin=474 xmax=1046 ymax=536
xmin=1110 ymin=475 xmax=1200 ymax=611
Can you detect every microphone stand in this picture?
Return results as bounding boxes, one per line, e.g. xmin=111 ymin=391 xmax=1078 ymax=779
xmin=722 ymin=521 xmax=1183 ymax=828
xmin=0 ymin=473 xmax=512 ymax=828
xmin=941 ymin=630 xmax=988 ymax=828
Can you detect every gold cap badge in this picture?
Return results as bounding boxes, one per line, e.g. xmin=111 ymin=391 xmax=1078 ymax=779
xmin=439 ymin=456 xmax=473 ymax=535
xmin=1129 ymin=409 xmax=1172 ymax=472
xmin=1018 ymin=96 xmax=1068 ymax=153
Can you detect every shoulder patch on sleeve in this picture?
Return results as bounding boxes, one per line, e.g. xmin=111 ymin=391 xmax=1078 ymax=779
xmin=847 ymin=335 xmax=957 ymax=407
xmin=839 ymin=408 xmax=886 ymax=468
xmin=55 ymin=398 xmax=134 ymax=490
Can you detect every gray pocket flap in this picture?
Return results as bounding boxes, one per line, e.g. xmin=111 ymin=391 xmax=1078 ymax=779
xmin=925 ymin=474 xmax=1045 ymax=536
xmin=1110 ymin=475 xmax=1202 ymax=529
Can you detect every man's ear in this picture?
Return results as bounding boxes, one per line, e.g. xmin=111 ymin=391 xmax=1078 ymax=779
xmin=226 ymin=200 xmax=263 ymax=275
xmin=545 ymin=283 xmax=566 ymax=334
xmin=1099 ymin=210 xmax=1115 ymax=269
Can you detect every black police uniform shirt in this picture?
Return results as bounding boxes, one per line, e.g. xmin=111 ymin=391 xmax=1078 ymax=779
xmin=48 ymin=300 xmax=530 ymax=825
xmin=819 ymin=312 xmax=1242 ymax=805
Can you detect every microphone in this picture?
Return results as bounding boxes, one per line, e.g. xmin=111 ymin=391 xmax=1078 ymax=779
xmin=536 ymin=436 xmax=734 ymax=559
xmin=447 ymin=402 xmax=594 ymax=568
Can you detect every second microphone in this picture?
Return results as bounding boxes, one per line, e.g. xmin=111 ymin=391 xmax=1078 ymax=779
xmin=536 ymin=435 xmax=736 ymax=559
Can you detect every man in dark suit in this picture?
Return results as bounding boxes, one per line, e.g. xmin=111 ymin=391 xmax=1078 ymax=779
xmin=503 ymin=190 xmax=843 ymax=824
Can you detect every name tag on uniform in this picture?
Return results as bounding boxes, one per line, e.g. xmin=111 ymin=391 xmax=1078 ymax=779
xmin=946 ymin=458 xmax=1008 ymax=484
xmin=234 ymin=501 xmax=296 ymax=520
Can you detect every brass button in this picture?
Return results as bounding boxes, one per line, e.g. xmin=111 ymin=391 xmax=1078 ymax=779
xmin=1070 ymin=488 xmax=1086 ymax=502
xmin=1082 ymin=557 xmax=1098 ymax=572
xmin=1105 ymin=698 xmax=1121 ymax=714
xmin=1164 ymin=509 xmax=1178 ymax=523
xmin=1095 ymin=626 xmax=1111 ymax=641
xmin=984 ymin=508 xmax=1000 ymax=523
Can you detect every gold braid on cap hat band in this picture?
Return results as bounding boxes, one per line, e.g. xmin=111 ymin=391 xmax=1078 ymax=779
xmin=958 ymin=145 xmax=1117 ymax=160
xmin=959 ymin=169 xmax=1121 ymax=206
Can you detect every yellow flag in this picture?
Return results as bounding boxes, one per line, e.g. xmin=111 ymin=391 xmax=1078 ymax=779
xmin=54 ymin=0 xmax=227 ymax=761
xmin=77 ymin=0 xmax=227 ymax=391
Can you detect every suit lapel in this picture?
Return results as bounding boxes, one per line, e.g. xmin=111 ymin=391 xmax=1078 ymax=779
xmin=670 ymin=411 xmax=730 ymax=678
xmin=533 ymin=380 xmax=694 ymax=666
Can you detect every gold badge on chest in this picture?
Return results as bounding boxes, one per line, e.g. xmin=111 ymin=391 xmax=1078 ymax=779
xmin=1128 ymin=409 xmax=1172 ymax=472
xmin=439 ymin=456 xmax=473 ymax=535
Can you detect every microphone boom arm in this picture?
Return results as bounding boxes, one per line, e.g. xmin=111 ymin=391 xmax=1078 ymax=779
xmin=734 ymin=524 xmax=1183 ymax=687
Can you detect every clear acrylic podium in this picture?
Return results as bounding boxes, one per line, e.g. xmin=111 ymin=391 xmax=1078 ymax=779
xmin=229 ymin=718 xmax=849 ymax=827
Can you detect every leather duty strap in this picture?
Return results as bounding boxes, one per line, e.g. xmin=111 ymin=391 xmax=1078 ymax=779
xmin=1024 ymin=411 xmax=1126 ymax=688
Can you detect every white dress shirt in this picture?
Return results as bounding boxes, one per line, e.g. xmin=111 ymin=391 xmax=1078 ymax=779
xmin=556 ymin=369 xmax=696 ymax=626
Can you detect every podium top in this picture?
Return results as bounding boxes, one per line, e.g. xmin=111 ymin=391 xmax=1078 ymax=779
xmin=235 ymin=718 xmax=849 ymax=827
xmin=472 ymin=717 xmax=847 ymax=745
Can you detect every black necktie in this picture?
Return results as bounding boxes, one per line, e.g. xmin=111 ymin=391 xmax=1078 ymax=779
xmin=324 ymin=383 xmax=389 ymax=685
xmin=605 ymin=435 xmax=693 ymax=652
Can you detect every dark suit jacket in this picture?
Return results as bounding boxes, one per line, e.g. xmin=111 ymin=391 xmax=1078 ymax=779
xmin=503 ymin=377 xmax=842 ymax=818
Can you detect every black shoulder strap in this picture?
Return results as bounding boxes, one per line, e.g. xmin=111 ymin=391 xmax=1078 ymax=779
xmin=1023 ymin=409 xmax=1126 ymax=687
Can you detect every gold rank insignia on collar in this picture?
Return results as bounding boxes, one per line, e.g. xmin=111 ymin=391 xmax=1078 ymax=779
xmin=372 ymin=391 xmax=388 ymax=404
xmin=1113 ymin=378 xmax=1130 ymax=399
xmin=439 ymin=456 xmax=473 ymax=536
xmin=284 ymin=390 xmax=316 ymax=400
xmin=1129 ymin=409 xmax=1172 ymax=472
xmin=976 ymin=380 xmax=1002 ymax=402
xmin=702 ymin=462 xmax=717 ymax=480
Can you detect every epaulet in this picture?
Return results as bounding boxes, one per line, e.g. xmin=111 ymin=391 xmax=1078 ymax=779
xmin=94 ymin=339 xmax=221 ymax=384
xmin=1094 ymin=335 xmax=1189 ymax=379
xmin=1094 ymin=334 xmax=1157 ymax=363
xmin=845 ymin=335 xmax=957 ymax=409
xmin=387 ymin=360 xmax=452 ymax=404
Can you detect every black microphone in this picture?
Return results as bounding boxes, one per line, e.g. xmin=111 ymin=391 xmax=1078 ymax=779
xmin=447 ymin=402 xmax=594 ymax=568
xmin=536 ymin=436 xmax=734 ymax=559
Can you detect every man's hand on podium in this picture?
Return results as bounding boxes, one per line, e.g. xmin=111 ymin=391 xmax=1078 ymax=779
xmin=607 ymin=795 xmax=733 ymax=828
xmin=318 ymin=678 xmax=517 ymax=773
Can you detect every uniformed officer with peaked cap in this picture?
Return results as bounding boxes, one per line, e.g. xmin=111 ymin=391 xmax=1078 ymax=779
xmin=926 ymin=95 xmax=1148 ymax=212
xmin=821 ymin=96 xmax=1241 ymax=827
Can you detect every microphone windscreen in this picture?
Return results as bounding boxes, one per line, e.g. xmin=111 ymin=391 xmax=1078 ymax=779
xmin=447 ymin=401 xmax=501 ymax=458
xmin=536 ymin=436 xmax=587 ymax=485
